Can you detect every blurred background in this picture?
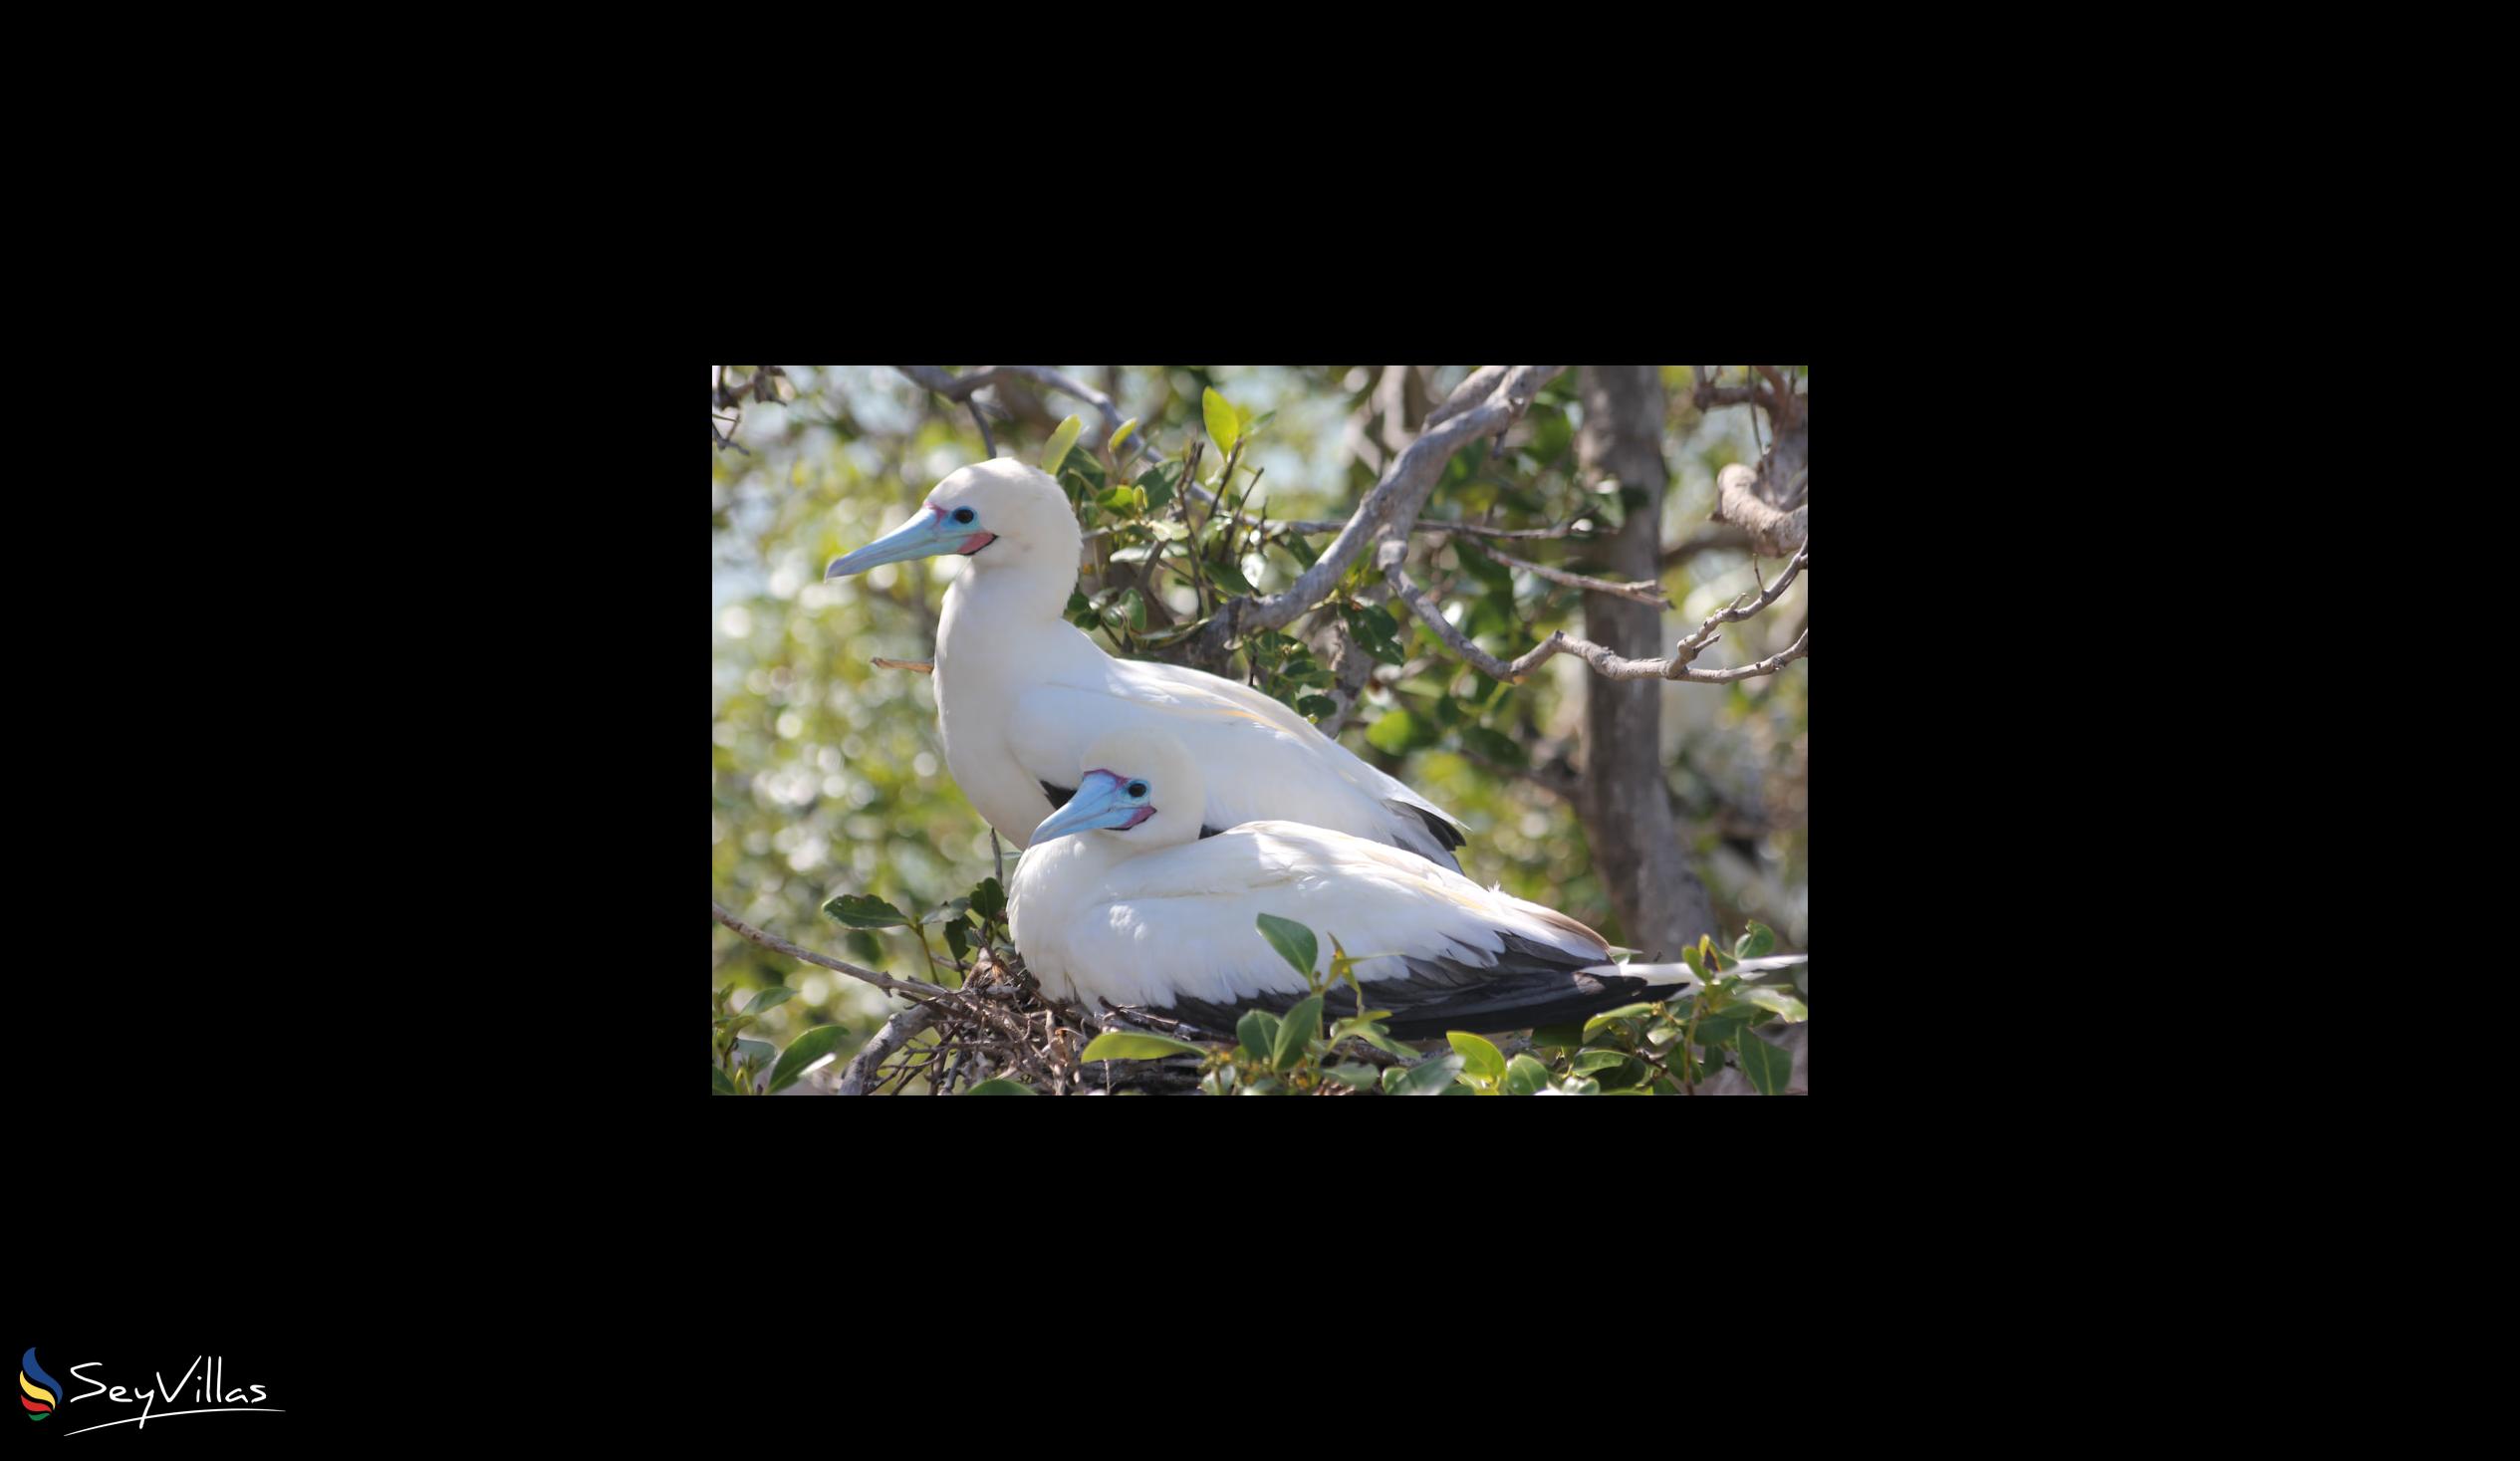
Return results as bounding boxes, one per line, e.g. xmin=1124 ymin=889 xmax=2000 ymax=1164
xmin=712 ymin=366 xmax=1807 ymax=1059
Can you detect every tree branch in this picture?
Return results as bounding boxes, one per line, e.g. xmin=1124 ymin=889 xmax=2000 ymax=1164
xmin=1712 ymin=462 xmax=1808 ymax=557
xmin=896 ymin=365 xmax=1125 ymax=446
xmin=835 ymin=1003 xmax=939 ymax=1095
xmin=1476 ymin=543 xmax=1668 ymax=607
xmin=1392 ymin=544 xmax=1808 ymax=684
xmin=711 ymin=900 xmax=951 ymax=1001
xmin=1188 ymin=365 xmax=1565 ymax=664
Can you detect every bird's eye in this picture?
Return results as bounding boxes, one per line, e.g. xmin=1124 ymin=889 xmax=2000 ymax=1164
xmin=952 ymin=507 xmax=976 ymax=524
xmin=1127 ymin=781 xmax=1147 ymax=799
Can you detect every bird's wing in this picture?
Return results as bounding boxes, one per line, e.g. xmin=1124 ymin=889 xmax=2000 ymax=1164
xmin=1054 ymin=824 xmax=1655 ymax=1036
xmin=1011 ymin=661 xmax=1466 ymax=867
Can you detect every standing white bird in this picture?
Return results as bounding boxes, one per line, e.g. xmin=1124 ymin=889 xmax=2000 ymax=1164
xmin=1008 ymin=728 xmax=1739 ymax=1037
xmin=825 ymin=457 xmax=1467 ymax=866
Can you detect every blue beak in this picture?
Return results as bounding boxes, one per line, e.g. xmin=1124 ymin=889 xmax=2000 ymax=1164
xmin=1030 ymin=771 xmax=1150 ymax=845
xmin=826 ymin=505 xmax=962 ymax=579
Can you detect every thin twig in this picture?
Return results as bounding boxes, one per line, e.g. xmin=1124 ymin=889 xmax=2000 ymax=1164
xmin=870 ymin=657 xmax=934 ymax=673
xmin=1388 ymin=544 xmax=1808 ymax=684
xmin=710 ymin=900 xmax=951 ymax=1001
xmin=1476 ymin=543 xmax=1668 ymax=607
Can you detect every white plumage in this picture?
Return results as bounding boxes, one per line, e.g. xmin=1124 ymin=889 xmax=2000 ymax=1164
xmin=827 ymin=458 xmax=1464 ymax=866
xmin=1008 ymin=728 xmax=1707 ymax=1037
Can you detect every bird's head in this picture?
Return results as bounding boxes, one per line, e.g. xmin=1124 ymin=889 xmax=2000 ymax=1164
xmin=824 ymin=457 xmax=1080 ymax=583
xmin=1029 ymin=729 xmax=1206 ymax=850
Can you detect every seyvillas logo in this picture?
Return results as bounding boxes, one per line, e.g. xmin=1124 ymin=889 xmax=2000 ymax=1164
xmin=16 ymin=1349 xmax=283 ymax=1435
xmin=20 ymin=1347 xmax=60 ymax=1421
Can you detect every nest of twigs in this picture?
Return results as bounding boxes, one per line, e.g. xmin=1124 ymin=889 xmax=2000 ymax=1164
xmin=831 ymin=946 xmax=1412 ymax=1096
xmin=831 ymin=946 xmax=1205 ymax=1095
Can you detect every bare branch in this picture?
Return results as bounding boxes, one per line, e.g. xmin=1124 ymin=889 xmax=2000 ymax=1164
xmin=710 ymin=900 xmax=951 ymax=1001
xmin=1182 ymin=478 xmax=1590 ymax=540
xmin=835 ymin=1004 xmax=939 ymax=1095
xmin=1476 ymin=543 xmax=1668 ymax=607
xmin=1190 ymin=365 xmax=1565 ymax=663
xmin=896 ymin=365 xmax=1125 ymax=445
xmin=1661 ymin=525 xmax=1755 ymax=566
xmin=1393 ymin=544 xmax=1808 ymax=684
xmin=1712 ymin=462 xmax=1808 ymax=557
xmin=871 ymin=657 xmax=934 ymax=674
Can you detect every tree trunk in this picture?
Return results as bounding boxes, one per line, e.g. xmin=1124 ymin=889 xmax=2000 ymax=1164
xmin=1574 ymin=366 xmax=1717 ymax=961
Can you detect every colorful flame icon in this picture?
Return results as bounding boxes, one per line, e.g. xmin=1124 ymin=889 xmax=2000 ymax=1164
xmin=20 ymin=1347 xmax=60 ymax=1421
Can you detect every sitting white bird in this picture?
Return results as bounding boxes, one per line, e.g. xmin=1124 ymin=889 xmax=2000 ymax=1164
xmin=1008 ymin=728 xmax=1759 ymax=1038
xmin=826 ymin=457 xmax=1467 ymax=867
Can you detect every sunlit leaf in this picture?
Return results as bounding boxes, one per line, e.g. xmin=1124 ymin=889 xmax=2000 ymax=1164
xmin=1501 ymin=1054 xmax=1551 ymax=1096
xmin=1738 ymin=987 xmax=1808 ymax=1023
xmin=1078 ymin=1031 xmax=1209 ymax=1061
xmin=1108 ymin=417 xmax=1139 ymax=455
xmin=1202 ymin=387 xmax=1239 ymax=458
xmin=1448 ymin=1031 xmax=1505 ymax=1087
xmin=1735 ymin=920 xmax=1777 ymax=961
xmin=1043 ymin=414 xmax=1083 ymax=474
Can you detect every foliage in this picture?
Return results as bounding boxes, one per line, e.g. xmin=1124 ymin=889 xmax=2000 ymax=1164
xmin=711 ymin=367 xmax=1807 ymax=1086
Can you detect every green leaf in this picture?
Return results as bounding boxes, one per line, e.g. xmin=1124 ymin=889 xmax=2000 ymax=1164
xmin=1447 ymin=1032 xmax=1506 ymax=1087
xmin=1390 ymin=1053 xmax=1466 ymax=1096
xmin=965 ymin=1078 xmax=1037 ymax=1095
xmin=1458 ymin=725 xmax=1525 ymax=767
xmin=1202 ymin=387 xmax=1239 ymax=458
xmin=1583 ymin=1002 xmax=1657 ymax=1036
xmin=1100 ymin=484 xmax=1138 ymax=514
xmin=1205 ymin=554 xmax=1256 ymax=596
xmin=823 ymin=893 xmax=909 ymax=929
xmin=1571 ymin=1051 xmax=1648 ymax=1088
xmin=1693 ymin=1010 xmax=1753 ymax=1052
xmin=1138 ymin=463 xmax=1176 ymax=510
xmin=1501 ymin=1054 xmax=1551 ymax=1096
xmin=1274 ymin=995 xmax=1325 ymax=1071
xmin=1238 ymin=1008 xmax=1282 ymax=1065
xmin=919 ymin=897 xmax=972 ymax=926
xmin=1147 ymin=519 xmax=1190 ymax=541
xmin=943 ymin=918 xmax=970 ymax=961
xmin=1528 ymin=1022 xmax=1589 ymax=1051
xmin=1734 ymin=1033 xmax=1793 ymax=1095
xmin=968 ymin=877 xmax=1007 ymax=923
xmin=712 ymin=1063 xmax=738 ymax=1095
xmin=1108 ymin=543 xmax=1157 ymax=565
xmin=746 ymin=986 xmax=797 ymax=1017
xmin=1123 ymin=587 xmax=1146 ymax=631
xmin=1108 ymin=417 xmax=1139 ymax=455
xmin=1255 ymin=913 xmax=1318 ymax=979
xmin=1244 ymin=407 xmax=1276 ymax=434
xmin=732 ymin=1038 xmax=777 ymax=1091
xmin=1738 ymin=987 xmax=1808 ymax=1023
xmin=1078 ymin=1031 xmax=1210 ymax=1061
xmin=1324 ymin=1063 xmax=1382 ymax=1090
xmin=1296 ymin=694 xmax=1339 ymax=720
xmin=1679 ymin=942 xmax=1706 ymax=978
xmin=1735 ymin=920 xmax=1777 ymax=961
xmin=1238 ymin=1078 xmax=1282 ymax=1096
xmin=1367 ymin=711 xmax=1418 ymax=755
xmin=1043 ymin=414 xmax=1083 ymax=475
xmin=768 ymin=1025 xmax=850 ymax=1093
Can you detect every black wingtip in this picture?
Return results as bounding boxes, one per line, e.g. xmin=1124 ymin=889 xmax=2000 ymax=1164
xmin=1389 ymin=799 xmax=1467 ymax=852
